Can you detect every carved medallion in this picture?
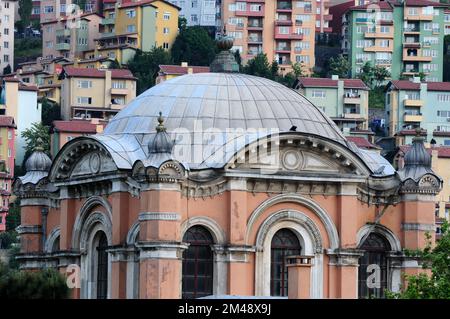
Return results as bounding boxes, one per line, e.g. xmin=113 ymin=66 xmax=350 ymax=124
xmin=89 ymin=153 xmax=101 ymax=174
xmin=282 ymin=150 xmax=303 ymax=170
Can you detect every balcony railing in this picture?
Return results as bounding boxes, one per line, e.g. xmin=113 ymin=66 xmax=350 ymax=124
xmin=276 ymin=46 xmax=291 ymax=51
xmin=248 ymin=22 xmax=263 ymax=28
xmin=248 ymin=36 xmax=263 ymax=42
xmin=404 ymin=27 xmax=419 ymax=32
xmin=376 ymin=59 xmax=392 ymax=64
xmin=55 ymin=43 xmax=70 ymax=51
xmin=277 ymin=3 xmax=292 ymax=10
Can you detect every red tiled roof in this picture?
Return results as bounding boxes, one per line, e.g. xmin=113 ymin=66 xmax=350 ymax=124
xmin=0 ymin=116 xmax=16 ymax=128
xmin=403 ymin=0 xmax=448 ymax=8
xmin=347 ymin=137 xmax=380 ymax=149
xmin=159 ymin=65 xmax=210 ymax=75
xmin=41 ymin=12 xmax=103 ymax=25
xmin=118 ymin=0 xmax=180 ymax=10
xmin=19 ymin=84 xmax=39 ymax=92
xmin=349 ymin=0 xmax=393 ymax=11
xmin=399 ymin=145 xmax=450 ymax=158
xmin=297 ymin=77 xmax=369 ymax=90
xmin=4 ymin=76 xmax=20 ymax=82
xmin=52 ymin=120 xmax=106 ymax=133
xmin=389 ymin=80 xmax=450 ymax=91
xmin=63 ymin=67 xmax=136 ymax=80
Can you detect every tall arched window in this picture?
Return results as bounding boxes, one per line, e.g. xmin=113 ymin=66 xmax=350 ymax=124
xmin=270 ymin=229 xmax=302 ymax=297
xmin=182 ymin=226 xmax=214 ymax=299
xmin=358 ymin=233 xmax=391 ymax=299
xmin=96 ymin=232 xmax=108 ymax=299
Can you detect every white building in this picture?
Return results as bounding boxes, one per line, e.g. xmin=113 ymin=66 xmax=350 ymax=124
xmin=0 ymin=0 xmax=16 ymax=73
xmin=169 ymin=0 xmax=219 ymax=28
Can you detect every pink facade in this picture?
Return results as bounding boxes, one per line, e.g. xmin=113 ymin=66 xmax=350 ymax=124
xmin=0 ymin=116 xmax=15 ymax=233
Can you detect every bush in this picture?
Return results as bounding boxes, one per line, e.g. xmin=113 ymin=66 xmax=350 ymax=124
xmin=0 ymin=231 xmax=18 ymax=249
xmin=0 ymin=263 xmax=69 ymax=299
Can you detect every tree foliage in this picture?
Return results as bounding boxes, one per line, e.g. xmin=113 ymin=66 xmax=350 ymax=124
xmin=387 ymin=221 xmax=450 ymax=299
xmin=0 ymin=264 xmax=69 ymax=299
xmin=18 ymin=0 xmax=33 ymax=30
xmin=41 ymin=98 xmax=61 ymax=126
xmin=21 ymin=122 xmax=51 ymax=162
xmin=171 ymin=26 xmax=217 ymax=66
xmin=127 ymin=47 xmax=172 ymax=94
xmin=328 ymin=55 xmax=350 ymax=78
xmin=358 ymin=62 xmax=390 ymax=89
xmin=242 ymin=53 xmax=278 ymax=80
xmin=2 ymin=65 xmax=11 ymax=76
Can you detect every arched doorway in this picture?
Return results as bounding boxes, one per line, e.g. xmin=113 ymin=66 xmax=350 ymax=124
xmin=182 ymin=226 xmax=214 ymax=299
xmin=270 ymin=228 xmax=302 ymax=297
xmin=358 ymin=233 xmax=391 ymax=299
xmin=96 ymin=232 xmax=108 ymax=299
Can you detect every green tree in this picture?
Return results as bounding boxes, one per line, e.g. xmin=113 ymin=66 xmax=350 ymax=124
xmin=171 ymin=26 xmax=217 ymax=66
xmin=127 ymin=47 xmax=172 ymax=94
xmin=0 ymin=264 xmax=69 ymax=299
xmin=178 ymin=16 xmax=187 ymax=32
xmin=328 ymin=55 xmax=350 ymax=78
xmin=387 ymin=221 xmax=450 ymax=299
xmin=21 ymin=122 xmax=51 ymax=163
xmin=2 ymin=65 xmax=11 ymax=75
xmin=41 ymin=98 xmax=61 ymax=126
xmin=18 ymin=0 xmax=33 ymax=29
xmin=358 ymin=61 xmax=375 ymax=88
xmin=234 ymin=50 xmax=242 ymax=71
xmin=243 ymin=53 xmax=277 ymax=80
xmin=373 ymin=65 xmax=391 ymax=87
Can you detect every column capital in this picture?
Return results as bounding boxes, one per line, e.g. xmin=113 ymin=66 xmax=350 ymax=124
xmin=212 ymin=244 xmax=255 ymax=263
xmin=136 ymin=241 xmax=188 ymax=260
xmin=326 ymin=248 xmax=364 ymax=266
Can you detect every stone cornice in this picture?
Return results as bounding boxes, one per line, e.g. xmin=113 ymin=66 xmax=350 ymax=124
xmin=138 ymin=212 xmax=181 ymax=221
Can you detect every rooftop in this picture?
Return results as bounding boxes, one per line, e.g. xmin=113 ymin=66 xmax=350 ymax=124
xmin=388 ymin=80 xmax=450 ymax=91
xmin=399 ymin=145 xmax=450 ymax=159
xmin=52 ymin=120 xmax=106 ymax=133
xmin=0 ymin=116 xmax=16 ymax=128
xmin=62 ymin=67 xmax=136 ymax=80
xmin=296 ymin=77 xmax=369 ymax=90
xmin=159 ymin=65 xmax=210 ymax=75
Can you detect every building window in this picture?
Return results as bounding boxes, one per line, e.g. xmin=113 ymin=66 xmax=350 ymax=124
xmin=126 ymin=25 xmax=136 ymax=33
xmin=191 ymin=14 xmax=198 ymax=23
xmin=126 ymin=9 xmax=136 ymax=18
xmin=163 ymin=27 xmax=170 ymax=34
xmin=182 ymin=226 xmax=214 ymax=299
xmin=44 ymin=6 xmax=54 ymax=13
xmin=4 ymin=2 xmax=9 ymax=8
xmin=3 ymin=55 xmax=9 ymax=63
xmin=77 ymin=97 xmax=92 ymax=105
xmin=96 ymin=232 xmax=108 ymax=299
xmin=112 ymin=81 xmax=125 ymax=89
xmin=3 ymin=28 xmax=8 ymax=35
xmin=163 ymin=12 xmax=170 ymax=20
xmin=8 ymin=130 xmax=12 ymax=139
xmin=8 ymin=148 xmax=11 ymax=157
xmin=32 ymin=6 xmax=40 ymax=14
xmin=3 ymin=42 xmax=8 ymax=49
xmin=358 ymin=233 xmax=390 ymax=299
xmin=311 ymin=90 xmax=326 ymax=98
xmin=270 ymin=229 xmax=301 ymax=297
xmin=77 ymin=80 xmax=92 ymax=88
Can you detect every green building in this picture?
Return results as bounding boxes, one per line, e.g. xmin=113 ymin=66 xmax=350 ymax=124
xmin=344 ymin=0 xmax=447 ymax=82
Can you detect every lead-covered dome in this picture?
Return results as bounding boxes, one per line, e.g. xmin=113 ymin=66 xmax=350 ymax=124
xmin=103 ymin=72 xmax=347 ymax=145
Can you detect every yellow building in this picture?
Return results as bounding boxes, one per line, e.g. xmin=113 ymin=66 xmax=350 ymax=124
xmin=95 ymin=0 xmax=180 ymax=64
xmin=59 ymin=67 xmax=137 ymax=121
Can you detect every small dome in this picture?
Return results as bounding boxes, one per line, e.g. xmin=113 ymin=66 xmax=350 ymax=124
xmin=404 ymin=135 xmax=431 ymax=167
xmin=148 ymin=112 xmax=174 ymax=154
xmin=25 ymin=149 xmax=52 ymax=172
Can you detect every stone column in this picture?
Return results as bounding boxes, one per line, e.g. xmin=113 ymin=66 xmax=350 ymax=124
xmin=327 ymin=249 xmax=363 ymax=299
xmin=287 ymin=256 xmax=314 ymax=299
xmin=138 ymin=183 xmax=185 ymax=299
xmin=109 ymin=180 xmax=130 ymax=299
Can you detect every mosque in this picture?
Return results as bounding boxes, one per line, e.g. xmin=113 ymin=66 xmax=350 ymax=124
xmin=14 ymin=38 xmax=442 ymax=299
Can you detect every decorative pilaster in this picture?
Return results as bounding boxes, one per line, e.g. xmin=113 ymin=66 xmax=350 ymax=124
xmin=327 ymin=249 xmax=364 ymax=299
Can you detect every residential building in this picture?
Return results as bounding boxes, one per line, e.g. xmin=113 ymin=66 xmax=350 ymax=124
xmin=394 ymin=145 xmax=450 ymax=222
xmin=59 ymin=67 xmax=136 ymax=121
xmin=445 ymin=8 xmax=450 ymax=35
xmin=343 ymin=0 xmax=447 ymax=82
xmin=155 ymin=62 xmax=210 ymax=84
xmin=91 ymin=0 xmax=180 ymax=65
xmin=167 ymin=0 xmax=219 ymax=27
xmin=31 ymin=0 xmax=41 ymax=20
xmin=0 ymin=77 xmax=41 ymax=165
xmin=1 ymin=0 xmax=16 ymax=73
xmin=294 ymin=75 xmax=372 ymax=139
xmin=50 ymin=119 xmax=106 ymax=157
xmin=41 ymin=12 xmax=102 ymax=60
xmin=315 ymin=0 xmax=333 ymax=34
xmin=14 ymin=43 xmax=443 ymax=299
xmin=0 ymin=116 xmax=15 ymax=233
xmin=385 ymin=78 xmax=450 ymax=146
xmin=221 ymin=0 xmax=316 ymax=73
xmin=40 ymin=0 xmax=99 ymax=23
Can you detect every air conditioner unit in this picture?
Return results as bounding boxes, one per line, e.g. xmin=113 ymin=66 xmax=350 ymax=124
xmin=446 ymin=118 xmax=450 ymax=122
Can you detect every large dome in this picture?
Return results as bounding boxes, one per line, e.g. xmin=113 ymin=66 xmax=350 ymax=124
xmin=104 ymin=72 xmax=347 ymax=145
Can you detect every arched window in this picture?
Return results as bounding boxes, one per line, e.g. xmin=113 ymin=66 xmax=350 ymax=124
xmin=358 ymin=233 xmax=391 ymax=299
xmin=270 ymin=229 xmax=302 ymax=297
xmin=96 ymin=232 xmax=108 ymax=299
xmin=182 ymin=226 xmax=214 ymax=299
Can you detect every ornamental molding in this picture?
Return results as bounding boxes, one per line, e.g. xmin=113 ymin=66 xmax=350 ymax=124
xmin=400 ymin=174 xmax=442 ymax=195
xmin=402 ymin=223 xmax=435 ymax=232
xmin=138 ymin=212 xmax=181 ymax=221
xmin=16 ymin=225 xmax=42 ymax=235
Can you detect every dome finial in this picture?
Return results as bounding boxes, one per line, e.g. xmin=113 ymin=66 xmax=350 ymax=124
xmin=35 ymin=137 xmax=45 ymax=152
xmin=156 ymin=111 xmax=166 ymax=132
xmin=210 ymin=24 xmax=240 ymax=73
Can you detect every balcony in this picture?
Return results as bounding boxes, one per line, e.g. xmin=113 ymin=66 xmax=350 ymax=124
xmin=56 ymin=29 xmax=70 ymax=37
xmin=404 ymin=113 xmax=423 ymax=122
xmin=404 ymin=99 xmax=423 ymax=107
xmin=364 ymin=44 xmax=393 ymax=52
xmin=323 ymin=14 xmax=333 ymax=21
xmin=375 ymin=59 xmax=392 ymax=65
xmin=404 ymin=27 xmax=420 ymax=34
xmin=275 ymin=46 xmax=291 ymax=53
xmin=403 ymin=50 xmax=432 ymax=62
xmin=403 ymin=41 xmax=421 ymax=48
xmin=402 ymin=69 xmax=419 ymax=75
xmin=247 ymin=36 xmax=263 ymax=43
xmin=365 ymin=30 xmax=394 ymax=38
xmin=247 ymin=21 xmax=263 ymax=29
xmin=111 ymin=88 xmax=129 ymax=95
xmin=99 ymin=32 xmax=116 ymax=39
xmin=247 ymin=48 xmax=263 ymax=56
xmin=343 ymin=113 xmax=363 ymax=119
xmin=404 ymin=11 xmax=433 ymax=21
xmin=274 ymin=26 xmax=303 ymax=40
xmin=344 ymin=96 xmax=361 ymax=104
xmin=236 ymin=7 xmax=265 ymax=17
xmin=277 ymin=2 xmax=292 ymax=12
xmin=55 ymin=43 xmax=70 ymax=51
xmin=101 ymin=17 xmax=115 ymax=25
xmin=275 ymin=19 xmax=293 ymax=26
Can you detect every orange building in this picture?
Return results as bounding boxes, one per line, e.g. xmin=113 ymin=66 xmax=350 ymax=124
xmin=222 ymin=0 xmax=318 ymax=73
xmin=14 ymin=42 xmax=442 ymax=299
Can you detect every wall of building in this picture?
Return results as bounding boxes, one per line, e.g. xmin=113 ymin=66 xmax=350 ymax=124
xmin=16 ymin=90 xmax=41 ymax=164
xmin=1 ymin=0 xmax=16 ymax=72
